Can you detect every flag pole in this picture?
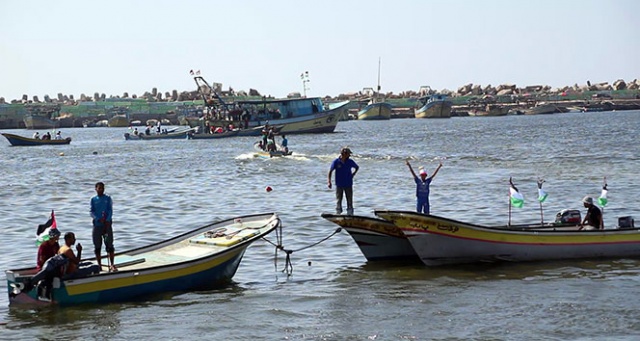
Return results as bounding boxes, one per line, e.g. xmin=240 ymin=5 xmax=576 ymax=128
xmin=508 ymin=179 xmax=512 ymax=227
xmin=537 ymin=178 xmax=545 ymax=227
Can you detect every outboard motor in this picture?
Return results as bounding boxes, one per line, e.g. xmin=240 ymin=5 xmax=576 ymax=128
xmin=618 ymin=216 xmax=635 ymax=229
xmin=555 ymin=209 xmax=581 ymax=224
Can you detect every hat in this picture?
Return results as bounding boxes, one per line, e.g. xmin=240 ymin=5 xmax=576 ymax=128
xmin=341 ymin=147 xmax=352 ymax=155
xmin=582 ymin=196 xmax=593 ymax=205
xmin=419 ymin=167 xmax=427 ymax=176
xmin=49 ymin=228 xmax=61 ymax=238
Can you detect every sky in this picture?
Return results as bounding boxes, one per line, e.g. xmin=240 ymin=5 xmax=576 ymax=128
xmin=1 ymin=0 xmax=638 ymax=101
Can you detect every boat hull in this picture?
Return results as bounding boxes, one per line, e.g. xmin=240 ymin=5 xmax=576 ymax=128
xmin=2 ymin=133 xmax=71 ymax=146
xmin=108 ymin=115 xmax=130 ymax=127
xmin=415 ymin=101 xmax=452 ymax=118
xmin=321 ymin=214 xmax=418 ymax=261
xmin=375 ymin=210 xmax=640 ymax=266
xmin=357 ymin=102 xmax=393 ymax=120
xmin=23 ymin=115 xmax=59 ymax=130
xmin=6 ymin=212 xmax=280 ymax=306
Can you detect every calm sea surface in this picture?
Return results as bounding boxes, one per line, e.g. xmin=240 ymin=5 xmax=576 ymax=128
xmin=1 ymin=110 xmax=639 ymax=340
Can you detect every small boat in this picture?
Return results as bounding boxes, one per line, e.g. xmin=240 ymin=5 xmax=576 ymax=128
xmin=374 ymin=210 xmax=640 ymax=266
xmin=2 ymin=133 xmax=71 ymax=146
xmin=321 ymin=213 xmax=418 ymax=262
xmin=253 ymin=141 xmax=292 ymax=158
xmin=6 ymin=212 xmax=281 ymax=306
xmin=414 ymin=94 xmax=452 ymax=118
xmin=124 ymin=127 xmax=194 ymax=140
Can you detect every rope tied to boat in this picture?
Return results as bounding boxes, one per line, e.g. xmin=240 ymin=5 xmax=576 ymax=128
xmin=262 ymin=222 xmax=342 ymax=276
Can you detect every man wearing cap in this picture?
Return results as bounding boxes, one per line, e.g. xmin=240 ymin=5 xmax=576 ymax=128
xmin=579 ymin=196 xmax=604 ymax=230
xmin=406 ymin=160 xmax=443 ymax=214
xmin=36 ymin=229 xmax=60 ymax=271
xmin=328 ymin=147 xmax=359 ymax=215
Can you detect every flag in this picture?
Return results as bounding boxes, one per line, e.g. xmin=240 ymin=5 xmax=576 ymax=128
xmin=189 ymin=69 xmax=194 ymax=75
xmin=36 ymin=210 xmax=57 ymax=246
xmin=537 ymin=188 xmax=548 ymax=203
xmin=510 ymin=187 xmax=524 ymax=208
xmin=598 ymin=183 xmax=608 ymax=207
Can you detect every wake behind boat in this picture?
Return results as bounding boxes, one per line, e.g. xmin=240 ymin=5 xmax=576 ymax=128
xmin=321 ymin=213 xmax=418 ymax=261
xmin=6 ymin=212 xmax=280 ymax=306
xmin=2 ymin=132 xmax=71 ymax=146
xmin=374 ymin=210 xmax=639 ymax=266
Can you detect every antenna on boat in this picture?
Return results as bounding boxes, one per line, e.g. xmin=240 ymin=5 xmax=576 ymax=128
xmin=377 ymin=57 xmax=381 ymax=93
xmin=301 ymin=71 xmax=310 ymax=98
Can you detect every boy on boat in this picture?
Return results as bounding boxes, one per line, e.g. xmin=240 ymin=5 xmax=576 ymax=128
xmin=406 ymin=160 xmax=443 ymax=214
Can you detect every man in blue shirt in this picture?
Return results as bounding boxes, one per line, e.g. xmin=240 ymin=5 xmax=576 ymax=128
xmin=406 ymin=160 xmax=442 ymax=214
xmin=328 ymin=147 xmax=359 ymax=215
xmin=90 ymin=182 xmax=116 ymax=271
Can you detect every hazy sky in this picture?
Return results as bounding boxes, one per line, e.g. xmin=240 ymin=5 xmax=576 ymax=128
xmin=1 ymin=0 xmax=638 ymax=100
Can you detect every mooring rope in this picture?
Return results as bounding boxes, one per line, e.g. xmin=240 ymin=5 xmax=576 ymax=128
xmin=261 ymin=218 xmax=342 ymax=276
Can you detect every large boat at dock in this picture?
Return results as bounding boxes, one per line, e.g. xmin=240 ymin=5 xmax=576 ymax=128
xmin=414 ymin=94 xmax=452 ymax=118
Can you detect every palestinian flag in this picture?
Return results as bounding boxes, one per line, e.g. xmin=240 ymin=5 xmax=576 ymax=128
xmin=510 ymin=187 xmax=524 ymax=208
xmin=598 ymin=183 xmax=608 ymax=207
xmin=537 ymin=188 xmax=548 ymax=203
xmin=36 ymin=210 xmax=58 ymax=246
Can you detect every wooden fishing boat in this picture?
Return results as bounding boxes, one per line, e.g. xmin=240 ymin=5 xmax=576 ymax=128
xmin=357 ymin=100 xmax=393 ymax=120
xmin=192 ymin=76 xmax=349 ymax=135
xmin=321 ymin=213 xmax=418 ymax=261
xmin=414 ymin=94 xmax=452 ymax=118
xmin=374 ymin=210 xmax=640 ymax=266
xmin=357 ymin=58 xmax=392 ymax=121
xmin=2 ymin=133 xmax=72 ymax=146
xmin=253 ymin=141 xmax=292 ymax=158
xmin=6 ymin=212 xmax=280 ymax=306
xmin=124 ymin=127 xmax=194 ymax=140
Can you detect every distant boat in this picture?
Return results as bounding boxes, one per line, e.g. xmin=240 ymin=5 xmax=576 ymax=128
xmin=468 ymin=104 xmax=509 ymax=117
xmin=192 ymin=76 xmax=349 ymax=135
xmin=108 ymin=114 xmax=129 ymax=127
xmin=524 ymin=102 xmax=569 ymax=115
xmin=357 ymin=99 xmax=393 ymax=120
xmin=357 ymin=58 xmax=392 ymax=121
xmin=124 ymin=127 xmax=194 ymax=140
xmin=2 ymin=133 xmax=71 ymax=146
xmin=414 ymin=94 xmax=452 ymax=118
xmin=22 ymin=104 xmax=61 ymax=130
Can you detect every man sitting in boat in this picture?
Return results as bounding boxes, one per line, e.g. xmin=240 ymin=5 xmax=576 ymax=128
xmin=579 ymin=196 xmax=604 ymax=230
xmin=32 ymin=132 xmax=40 ymax=139
xmin=55 ymin=131 xmax=62 ymax=140
xmin=58 ymin=232 xmax=101 ymax=279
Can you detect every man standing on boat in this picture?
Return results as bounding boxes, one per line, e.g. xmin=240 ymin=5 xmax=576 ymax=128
xmin=406 ymin=160 xmax=443 ymax=214
xmin=328 ymin=147 xmax=359 ymax=215
xmin=579 ymin=196 xmax=604 ymax=230
xmin=90 ymin=182 xmax=117 ymax=271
